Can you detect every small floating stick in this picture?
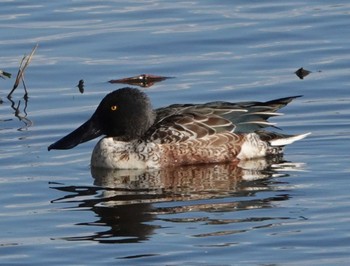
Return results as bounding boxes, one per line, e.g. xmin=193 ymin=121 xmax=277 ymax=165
xmin=0 ymin=70 xmax=11 ymax=79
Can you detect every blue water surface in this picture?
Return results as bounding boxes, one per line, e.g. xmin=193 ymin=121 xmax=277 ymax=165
xmin=1 ymin=1 xmax=350 ymax=265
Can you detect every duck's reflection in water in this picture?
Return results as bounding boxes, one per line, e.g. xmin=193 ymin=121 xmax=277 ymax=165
xmin=51 ymin=156 xmax=305 ymax=243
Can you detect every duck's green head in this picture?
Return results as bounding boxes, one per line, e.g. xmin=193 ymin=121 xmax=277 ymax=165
xmin=48 ymin=87 xmax=155 ymax=151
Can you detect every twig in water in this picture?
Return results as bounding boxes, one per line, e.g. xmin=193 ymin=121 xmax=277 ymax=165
xmin=8 ymin=44 xmax=38 ymax=98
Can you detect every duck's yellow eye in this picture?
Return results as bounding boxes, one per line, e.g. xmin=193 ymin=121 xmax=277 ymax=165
xmin=111 ymin=105 xmax=118 ymax=111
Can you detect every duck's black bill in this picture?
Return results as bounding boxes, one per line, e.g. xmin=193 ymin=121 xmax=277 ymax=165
xmin=48 ymin=117 xmax=102 ymax=151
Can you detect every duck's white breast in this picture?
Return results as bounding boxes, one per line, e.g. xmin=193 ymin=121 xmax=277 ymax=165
xmin=91 ymin=137 xmax=161 ymax=169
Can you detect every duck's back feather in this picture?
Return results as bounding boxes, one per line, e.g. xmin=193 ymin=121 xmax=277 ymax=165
xmin=144 ymin=96 xmax=301 ymax=144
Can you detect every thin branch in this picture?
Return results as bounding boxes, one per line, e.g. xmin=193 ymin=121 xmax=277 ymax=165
xmin=8 ymin=44 xmax=38 ymax=98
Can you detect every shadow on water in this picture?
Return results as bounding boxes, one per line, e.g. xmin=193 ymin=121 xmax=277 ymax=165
xmin=51 ymin=156 xmax=304 ymax=244
xmin=0 ymin=92 xmax=33 ymax=130
xmin=7 ymin=98 xmax=33 ymax=130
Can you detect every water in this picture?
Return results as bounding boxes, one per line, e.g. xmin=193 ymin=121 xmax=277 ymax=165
xmin=1 ymin=1 xmax=350 ymax=265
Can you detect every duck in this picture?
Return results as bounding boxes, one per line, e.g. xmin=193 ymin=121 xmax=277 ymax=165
xmin=48 ymin=87 xmax=310 ymax=169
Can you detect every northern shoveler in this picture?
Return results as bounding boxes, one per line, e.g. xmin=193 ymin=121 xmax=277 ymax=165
xmin=48 ymin=87 xmax=310 ymax=169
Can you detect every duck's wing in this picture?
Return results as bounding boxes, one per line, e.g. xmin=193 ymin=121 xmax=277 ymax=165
xmin=207 ymin=95 xmax=301 ymax=133
xmin=144 ymin=109 xmax=236 ymax=143
xmin=145 ymin=96 xmax=300 ymax=144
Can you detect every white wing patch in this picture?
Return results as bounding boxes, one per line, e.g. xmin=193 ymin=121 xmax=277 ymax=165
xmin=270 ymin=132 xmax=311 ymax=146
